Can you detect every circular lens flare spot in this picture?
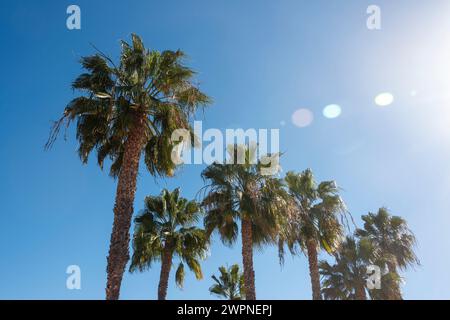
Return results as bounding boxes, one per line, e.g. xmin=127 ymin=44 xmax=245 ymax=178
xmin=323 ymin=104 xmax=342 ymax=119
xmin=291 ymin=109 xmax=313 ymax=127
xmin=375 ymin=92 xmax=394 ymax=106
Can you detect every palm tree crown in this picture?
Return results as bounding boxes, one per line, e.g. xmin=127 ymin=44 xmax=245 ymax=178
xmin=130 ymin=188 xmax=208 ymax=299
xmin=283 ymin=169 xmax=348 ymax=253
xmin=202 ymin=146 xmax=286 ymax=246
xmin=279 ymin=169 xmax=348 ymax=300
xmin=356 ymin=207 xmax=419 ymax=271
xmin=201 ymin=144 xmax=288 ymax=299
xmin=319 ymin=236 xmax=375 ymax=300
xmin=209 ymin=264 xmax=245 ymax=300
xmin=47 ymin=33 xmax=210 ymax=177
xmin=355 ymin=207 xmax=419 ymax=299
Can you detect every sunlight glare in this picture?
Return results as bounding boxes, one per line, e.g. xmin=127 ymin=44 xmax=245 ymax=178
xmin=375 ymin=92 xmax=394 ymax=107
xmin=323 ymin=104 xmax=342 ymax=119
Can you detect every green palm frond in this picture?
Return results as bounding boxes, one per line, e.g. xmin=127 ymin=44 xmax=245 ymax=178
xmin=130 ymin=188 xmax=208 ymax=290
xmin=209 ymin=264 xmax=244 ymax=300
xmin=186 ymin=258 xmax=203 ymax=280
xmin=175 ymin=262 xmax=185 ymax=289
xmin=319 ymin=236 xmax=374 ymax=300
xmin=356 ymin=207 xmax=419 ymax=270
xmin=355 ymin=207 xmax=419 ymax=299
xmin=201 ymin=144 xmax=288 ymax=248
xmin=46 ymin=34 xmax=211 ymax=179
xmin=279 ymin=169 xmax=350 ymax=262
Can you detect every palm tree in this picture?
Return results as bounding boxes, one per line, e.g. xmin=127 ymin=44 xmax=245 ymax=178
xmin=209 ymin=264 xmax=245 ymax=300
xmin=355 ymin=208 xmax=419 ymax=299
xmin=201 ymin=145 xmax=288 ymax=300
xmin=46 ymin=34 xmax=211 ymax=299
xmin=129 ymin=188 xmax=208 ymax=300
xmin=319 ymin=236 xmax=374 ymax=300
xmin=280 ymin=169 xmax=348 ymax=300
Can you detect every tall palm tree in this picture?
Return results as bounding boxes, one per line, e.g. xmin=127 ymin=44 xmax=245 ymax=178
xmin=355 ymin=207 xmax=419 ymax=299
xmin=280 ymin=169 xmax=348 ymax=300
xmin=201 ymin=145 xmax=288 ymax=300
xmin=129 ymin=188 xmax=208 ymax=300
xmin=319 ymin=236 xmax=375 ymax=300
xmin=46 ymin=34 xmax=211 ymax=299
xmin=209 ymin=264 xmax=245 ymax=300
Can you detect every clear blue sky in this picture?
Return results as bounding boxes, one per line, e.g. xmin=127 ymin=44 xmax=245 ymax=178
xmin=1 ymin=0 xmax=449 ymax=299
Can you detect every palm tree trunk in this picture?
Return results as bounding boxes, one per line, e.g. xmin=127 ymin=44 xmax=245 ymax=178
xmin=355 ymin=283 xmax=367 ymax=300
xmin=105 ymin=115 xmax=146 ymax=300
xmin=306 ymin=239 xmax=322 ymax=300
xmin=241 ymin=217 xmax=256 ymax=300
xmin=158 ymin=242 xmax=173 ymax=300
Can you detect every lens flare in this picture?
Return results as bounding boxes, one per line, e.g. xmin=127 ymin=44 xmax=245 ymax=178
xmin=375 ymin=92 xmax=394 ymax=106
xmin=323 ymin=104 xmax=342 ymax=119
xmin=291 ymin=108 xmax=313 ymax=127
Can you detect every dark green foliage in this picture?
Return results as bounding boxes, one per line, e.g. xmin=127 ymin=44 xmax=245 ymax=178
xmin=130 ymin=188 xmax=209 ymax=288
xmin=319 ymin=236 xmax=374 ymax=300
xmin=201 ymin=145 xmax=289 ymax=248
xmin=47 ymin=34 xmax=211 ymax=178
xmin=279 ymin=169 xmax=349 ymax=261
xmin=209 ymin=264 xmax=245 ymax=300
xmin=356 ymin=207 xmax=419 ymax=271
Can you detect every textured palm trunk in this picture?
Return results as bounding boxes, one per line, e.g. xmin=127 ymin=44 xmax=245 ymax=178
xmin=158 ymin=242 xmax=173 ymax=300
xmin=105 ymin=115 xmax=146 ymax=300
xmin=306 ymin=239 xmax=322 ymax=300
xmin=241 ymin=217 xmax=256 ymax=300
xmin=355 ymin=283 xmax=367 ymax=300
xmin=387 ymin=261 xmax=402 ymax=300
